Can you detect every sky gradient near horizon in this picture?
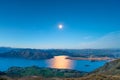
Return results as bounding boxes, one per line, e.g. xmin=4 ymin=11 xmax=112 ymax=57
xmin=0 ymin=0 xmax=120 ymax=49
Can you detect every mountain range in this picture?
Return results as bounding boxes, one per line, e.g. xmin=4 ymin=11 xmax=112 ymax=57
xmin=0 ymin=47 xmax=120 ymax=60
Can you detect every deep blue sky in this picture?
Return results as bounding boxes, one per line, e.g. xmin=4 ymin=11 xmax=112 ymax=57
xmin=0 ymin=0 xmax=120 ymax=49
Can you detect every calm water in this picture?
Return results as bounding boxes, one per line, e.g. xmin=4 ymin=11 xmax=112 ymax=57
xmin=0 ymin=55 xmax=107 ymax=72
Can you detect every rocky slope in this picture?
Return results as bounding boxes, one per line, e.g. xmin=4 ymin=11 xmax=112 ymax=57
xmin=79 ymin=74 xmax=120 ymax=80
xmin=93 ymin=59 xmax=120 ymax=75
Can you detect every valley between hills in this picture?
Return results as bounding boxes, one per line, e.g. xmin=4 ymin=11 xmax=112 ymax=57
xmin=0 ymin=47 xmax=120 ymax=80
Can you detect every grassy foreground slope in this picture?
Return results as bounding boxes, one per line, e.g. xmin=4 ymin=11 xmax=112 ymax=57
xmin=64 ymin=59 xmax=120 ymax=80
xmin=94 ymin=59 xmax=120 ymax=75
xmin=5 ymin=66 xmax=85 ymax=78
xmin=79 ymin=59 xmax=120 ymax=80
xmin=79 ymin=74 xmax=120 ymax=80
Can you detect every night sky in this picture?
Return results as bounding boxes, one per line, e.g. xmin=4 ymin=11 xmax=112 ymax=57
xmin=0 ymin=0 xmax=120 ymax=49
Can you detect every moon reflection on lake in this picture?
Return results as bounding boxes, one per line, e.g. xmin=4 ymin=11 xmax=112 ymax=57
xmin=48 ymin=56 xmax=73 ymax=69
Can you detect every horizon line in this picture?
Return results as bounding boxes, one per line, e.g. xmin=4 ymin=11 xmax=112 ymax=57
xmin=0 ymin=46 xmax=120 ymax=50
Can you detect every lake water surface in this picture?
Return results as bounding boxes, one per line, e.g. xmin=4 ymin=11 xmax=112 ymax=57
xmin=0 ymin=55 xmax=107 ymax=72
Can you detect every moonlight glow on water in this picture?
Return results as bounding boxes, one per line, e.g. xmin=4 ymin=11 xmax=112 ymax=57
xmin=48 ymin=56 xmax=73 ymax=69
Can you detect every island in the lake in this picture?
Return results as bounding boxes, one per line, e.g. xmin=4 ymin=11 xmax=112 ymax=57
xmin=66 ymin=56 xmax=115 ymax=61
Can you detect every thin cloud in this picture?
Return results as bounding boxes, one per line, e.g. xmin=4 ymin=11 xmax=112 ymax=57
xmin=79 ymin=31 xmax=120 ymax=49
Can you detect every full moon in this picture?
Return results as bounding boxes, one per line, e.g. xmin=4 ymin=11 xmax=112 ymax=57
xmin=58 ymin=24 xmax=63 ymax=29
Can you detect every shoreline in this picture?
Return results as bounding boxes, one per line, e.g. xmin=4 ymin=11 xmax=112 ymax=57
xmin=66 ymin=57 xmax=115 ymax=61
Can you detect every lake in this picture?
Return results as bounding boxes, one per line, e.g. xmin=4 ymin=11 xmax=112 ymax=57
xmin=0 ymin=55 xmax=107 ymax=72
